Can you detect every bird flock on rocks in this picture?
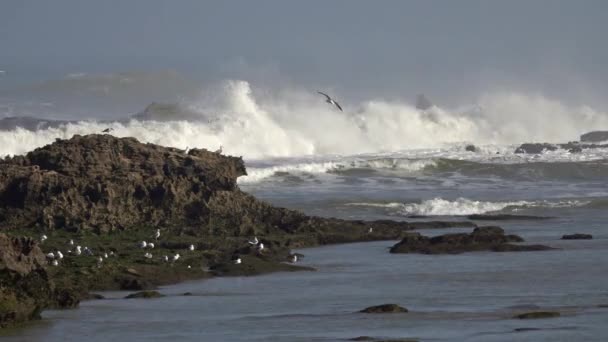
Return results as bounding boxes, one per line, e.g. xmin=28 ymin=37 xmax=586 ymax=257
xmin=39 ymin=224 xmax=302 ymax=269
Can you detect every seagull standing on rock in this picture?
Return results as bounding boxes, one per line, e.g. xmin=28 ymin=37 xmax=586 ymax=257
xmin=317 ymin=91 xmax=343 ymax=111
xmin=154 ymin=229 xmax=161 ymax=241
xmin=41 ymin=235 xmax=48 ymax=243
xmin=189 ymin=244 xmax=195 ymax=251
xmin=248 ymin=237 xmax=259 ymax=245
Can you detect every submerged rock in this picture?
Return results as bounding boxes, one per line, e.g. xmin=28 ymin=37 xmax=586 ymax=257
xmin=359 ymin=304 xmax=408 ymax=314
xmin=561 ymin=233 xmax=593 ymax=240
xmin=124 ymin=290 xmax=164 ymax=299
xmin=390 ymin=226 xmax=552 ymax=254
xmin=514 ymin=311 xmax=561 ymax=319
xmin=467 ymin=214 xmax=551 ymax=221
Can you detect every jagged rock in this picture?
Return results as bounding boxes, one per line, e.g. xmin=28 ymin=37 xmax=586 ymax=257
xmin=389 ymin=226 xmax=552 ymax=254
xmin=0 ymin=134 xmax=246 ymax=232
xmin=124 ymin=290 xmax=164 ymax=299
xmin=0 ymin=233 xmax=53 ymax=328
xmin=515 ymin=143 xmax=558 ymax=154
xmin=580 ymin=131 xmax=608 ymax=143
xmin=561 ymin=233 xmax=592 ymax=240
xmin=359 ymin=304 xmax=408 ymax=314
xmin=514 ymin=311 xmax=560 ymax=319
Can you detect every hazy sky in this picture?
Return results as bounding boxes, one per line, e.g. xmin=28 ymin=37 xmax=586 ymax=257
xmin=1 ymin=0 xmax=607 ymax=106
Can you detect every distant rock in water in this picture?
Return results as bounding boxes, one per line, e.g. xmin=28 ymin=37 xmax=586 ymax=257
xmin=580 ymin=131 xmax=608 ymax=143
xmin=514 ymin=143 xmax=558 ymax=154
xmin=465 ymin=145 xmax=478 ymax=152
xmin=0 ymin=234 xmax=53 ymax=328
xmin=514 ymin=311 xmax=561 ymax=319
xmin=389 ymin=226 xmax=553 ymax=254
xmin=131 ymin=102 xmax=201 ymax=121
xmin=514 ymin=141 xmax=606 ymax=154
xmin=0 ymin=116 xmax=71 ymax=132
xmin=415 ymin=94 xmax=433 ymax=110
xmin=561 ymin=233 xmax=593 ymax=240
xmin=359 ymin=304 xmax=408 ymax=314
xmin=124 ymin=291 xmax=165 ymax=299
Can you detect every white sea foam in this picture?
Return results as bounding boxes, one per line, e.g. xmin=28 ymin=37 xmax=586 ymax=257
xmin=347 ymin=198 xmax=590 ymax=216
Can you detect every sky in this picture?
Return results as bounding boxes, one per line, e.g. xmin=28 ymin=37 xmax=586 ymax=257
xmin=1 ymin=0 xmax=608 ymax=106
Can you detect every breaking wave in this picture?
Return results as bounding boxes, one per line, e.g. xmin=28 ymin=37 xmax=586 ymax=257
xmin=347 ymin=198 xmax=590 ymax=216
xmin=2 ymin=78 xmax=608 ymax=160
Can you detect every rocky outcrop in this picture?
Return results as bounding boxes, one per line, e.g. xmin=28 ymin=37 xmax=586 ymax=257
xmin=0 ymin=134 xmax=246 ymax=233
xmin=0 ymin=233 xmax=53 ymax=328
xmin=389 ymin=226 xmax=552 ymax=254
xmin=515 ymin=143 xmax=558 ymax=154
xmin=514 ymin=311 xmax=560 ymax=319
xmin=359 ymin=304 xmax=408 ymax=314
xmin=561 ymin=233 xmax=593 ymax=240
xmin=124 ymin=290 xmax=164 ymax=299
xmin=580 ymin=131 xmax=608 ymax=143
xmin=514 ymin=142 xmax=607 ymax=154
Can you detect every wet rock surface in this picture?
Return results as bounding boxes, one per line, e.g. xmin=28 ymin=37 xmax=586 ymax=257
xmin=124 ymin=290 xmax=165 ymax=299
xmin=390 ymin=226 xmax=553 ymax=254
xmin=561 ymin=233 xmax=593 ymax=240
xmin=359 ymin=304 xmax=408 ymax=314
xmin=514 ymin=311 xmax=561 ymax=319
xmin=0 ymin=234 xmax=53 ymax=328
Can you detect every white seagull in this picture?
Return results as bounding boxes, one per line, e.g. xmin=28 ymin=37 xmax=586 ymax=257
xmin=317 ymin=91 xmax=343 ymax=111
xmin=75 ymin=246 xmax=82 ymax=256
xmin=46 ymin=252 xmax=55 ymax=260
xmin=52 ymin=260 xmax=59 ymax=266
xmin=140 ymin=241 xmax=147 ymax=249
xmin=144 ymin=252 xmax=153 ymax=259
xmin=257 ymin=243 xmax=265 ymax=251
xmin=69 ymin=239 xmax=74 ymax=246
xmin=163 ymin=255 xmax=169 ymax=262
xmin=103 ymin=253 xmax=109 ymax=259
xmin=368 ymin=227 xmax=373 ymax=233
xmin=154 ymin=229 xmax=161 ymax=240
xmin=248 ymin=237 xmax=259 ymax=245
xmin=41 ymin=235 xmax=48 ymax=243
xmin=148 ymin=242 xmax=155 ymax=249
xmin=214 ymin=145 xmax=223 ymax=154
xmin=234 ymin=257 xmax=242 ymax=264
xmin=189 ymin=244 xmax=195 ymax=251
xmin=172 ymin=253 xmax=181 ymax=262
xmin=56 ymin=251 xmax=64 ymax=259
xmin=289 ymin=254 xmax=298 ymax=263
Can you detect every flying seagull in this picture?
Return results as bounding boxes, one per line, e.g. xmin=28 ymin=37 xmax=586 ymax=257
xmin=102 ymin=128 xmax=113 ymax=133
xmin=317 ymin=91 xmax=343 ymax=111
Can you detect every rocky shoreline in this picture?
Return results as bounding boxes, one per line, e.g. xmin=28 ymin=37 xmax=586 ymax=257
xmin=0 ymin=135 xmax=552 ymax=328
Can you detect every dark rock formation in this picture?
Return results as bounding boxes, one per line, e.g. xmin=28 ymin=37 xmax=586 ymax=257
xmin=390 ymin=226 xmax=553 ymax=254
xmin=0 ymin=134 xmax=246 ymax=232
xmin=514 ymin=311 xmax=560 ymax=319
xmin=465 ymin=145 xmax=477 ymax=152
xmin=514 ymin=141 xmax=608 ymax=154
xmin=580 ymin=131 xmax=608 ymax=143
xmin=124 ymin=290 xmax=164 ymax=299
xmin=0 ymin=233 xmax=53 ymax=328
xmin=561 ymin=233 xmax=593 ymax=240
xmin=359 ymin=304 xmax=408 ymax=314
xmin=515 ymin=143 xmax=558 ymax=154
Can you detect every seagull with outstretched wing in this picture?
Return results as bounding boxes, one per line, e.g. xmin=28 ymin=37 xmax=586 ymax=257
xmin=317 ymin=91 xmax=343 ymax=111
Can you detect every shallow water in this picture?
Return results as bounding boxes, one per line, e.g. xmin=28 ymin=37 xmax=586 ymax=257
xmin=4 ymin=228 xmax=608 ymax=342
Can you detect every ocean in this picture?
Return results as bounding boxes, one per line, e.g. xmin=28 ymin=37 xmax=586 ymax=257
xmin=1 ymin=72 xmax=608 ymax=341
